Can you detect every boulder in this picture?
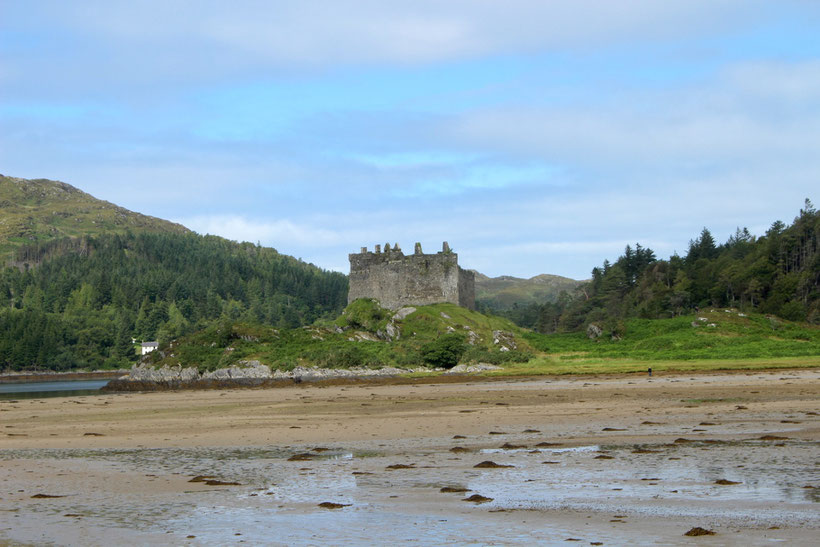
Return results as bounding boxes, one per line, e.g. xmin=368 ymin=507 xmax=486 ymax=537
xmin=392 ymin=307 xmax=416 ymax=320
xmin=492 ymin=330 xmax=517 ymax=349
xmin=586 ymin=324 xmax=603 ymax=339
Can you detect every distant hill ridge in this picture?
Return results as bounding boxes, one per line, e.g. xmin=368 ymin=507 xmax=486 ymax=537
xmin=0 ymin=174 xmax=189 ymax=259
xmin=473 ymin=270 xmax=582 ymax=309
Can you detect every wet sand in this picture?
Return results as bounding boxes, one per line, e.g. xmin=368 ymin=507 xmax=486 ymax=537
xmin=1 ymin=369 xmax=818 ymax=545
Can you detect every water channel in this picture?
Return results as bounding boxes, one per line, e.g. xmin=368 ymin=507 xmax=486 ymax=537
xmin=0 ymin=379 xmax=111 ymax=399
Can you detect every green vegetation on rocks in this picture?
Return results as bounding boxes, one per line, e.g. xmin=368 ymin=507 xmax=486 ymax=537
xmin=334 ymin=298 xmax=390 ymax=332
xmin=144 ymin=301 xmax=533 ymax=373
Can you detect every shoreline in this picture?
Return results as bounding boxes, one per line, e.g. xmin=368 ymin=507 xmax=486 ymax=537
xmin=105 ymin=363 xmax=820 ymax=392
xmin=2 ymin=368 xmax=817 ymax=545
xmin=0 ymin=369 xmax=128 ymax=384
xmin=2 ymin=368 xmax=817 ymax=450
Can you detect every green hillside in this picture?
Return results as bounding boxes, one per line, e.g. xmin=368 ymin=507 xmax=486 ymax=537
xmin=474 ymin=271 xmax=582 ymax=309
xmin=0 ymin=174 xmax=189 ymax=261
xmin=0 ymin=232 xmax=348 ymax=372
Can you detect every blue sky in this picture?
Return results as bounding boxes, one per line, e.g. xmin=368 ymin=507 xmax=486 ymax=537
xmin=2 ymin=1 xmax=818 ymax=278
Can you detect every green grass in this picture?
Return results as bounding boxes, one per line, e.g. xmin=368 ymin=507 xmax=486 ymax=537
xmin=525 ymin=309 xmax=819 ymax=362
xmin=401 ymin=302 xmax=525 ymax=340
xmin=494 ymin=355 xmax=819 ymax=376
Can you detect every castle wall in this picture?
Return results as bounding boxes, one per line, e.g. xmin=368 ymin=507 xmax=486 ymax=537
xmin=348 ymin=243 xmax=475 ymax=310
xmin=458 ymin=266 xmax=476 ymax=309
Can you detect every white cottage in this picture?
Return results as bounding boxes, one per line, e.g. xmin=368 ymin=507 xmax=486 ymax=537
xmin=140 ymin=341 xmax=159 ymax=355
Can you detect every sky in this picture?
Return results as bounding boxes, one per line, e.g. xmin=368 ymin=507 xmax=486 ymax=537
xmin=1 ymin=1 xmax=818 ymax=279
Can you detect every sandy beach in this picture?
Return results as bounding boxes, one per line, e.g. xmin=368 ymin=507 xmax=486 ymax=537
xmin=2 ymin=369 xmax=819 ymax=545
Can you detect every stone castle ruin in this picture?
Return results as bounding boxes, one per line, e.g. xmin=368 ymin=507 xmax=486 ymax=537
xmin=348 ymin=241 xmax=475 ymax=310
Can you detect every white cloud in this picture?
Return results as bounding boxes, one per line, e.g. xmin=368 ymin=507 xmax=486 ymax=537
xmin=725 ymin=60 xmax=820 ymax=103
xmin=3 ymin=2 xmax=818 ymax=281
xmin=15 ymin=0 xmax=769 ymax=71
xmin=178 ymin=215 xmax=349 ymax=248
xmin=444 ymin=59 xmax=820 ymax=171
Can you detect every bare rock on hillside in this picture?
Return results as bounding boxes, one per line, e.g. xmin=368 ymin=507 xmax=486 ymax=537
xmin=586 ymin=323 xmax=603 ymax=339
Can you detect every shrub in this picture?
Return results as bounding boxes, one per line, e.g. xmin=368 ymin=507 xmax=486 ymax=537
xmin=461 ymin=346 xmax=534 ymax=365
xmin=778 ymin=301 xmax=807 ymax=322
xmin=323 ymin=345 xmax=383 ymax=369
xmin=420 ymin=334 xmax=467 ymax=369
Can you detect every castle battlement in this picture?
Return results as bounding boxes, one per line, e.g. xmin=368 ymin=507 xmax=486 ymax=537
xmin=348 ymin=241 xmax=475 ymax=310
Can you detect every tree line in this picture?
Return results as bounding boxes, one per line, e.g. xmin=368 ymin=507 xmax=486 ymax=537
xmin=0 ymin=232 xmax=348 ymax=371
xmin=499 ymin=200 xmax=819 ymax=334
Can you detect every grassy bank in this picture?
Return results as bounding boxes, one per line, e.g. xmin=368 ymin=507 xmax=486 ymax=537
xmin=524 ymin=308 xmax=819 ymax=361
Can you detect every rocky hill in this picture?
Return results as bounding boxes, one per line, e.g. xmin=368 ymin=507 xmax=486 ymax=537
xmin=0 ymin=174 xmax=189 ymax=260
xmin=136 ymin=300 xmax=532 ymax=377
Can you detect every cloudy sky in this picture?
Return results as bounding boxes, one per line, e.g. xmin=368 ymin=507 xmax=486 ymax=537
xmin=2 ymin=1 xmax=818 ymax=278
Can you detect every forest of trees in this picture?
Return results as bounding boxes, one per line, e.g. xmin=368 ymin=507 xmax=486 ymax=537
xmin=501 ymin=201 xmax=820 ymax=334
xmin=0 ymin=232 xmax=348 ymax=371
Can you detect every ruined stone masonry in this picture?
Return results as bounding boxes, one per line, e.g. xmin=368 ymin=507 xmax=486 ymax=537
xmin=348 ymin=241 xmax=475 ymax=310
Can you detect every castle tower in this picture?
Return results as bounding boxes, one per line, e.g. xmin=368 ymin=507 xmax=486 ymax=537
xmin=348 ymin=242 xmax=475 ymax=310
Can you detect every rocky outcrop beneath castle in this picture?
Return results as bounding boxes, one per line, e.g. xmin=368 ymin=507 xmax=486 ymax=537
xmin=103 ymin=361 xmax=438 ymax=392
xmin=492 ymin=330 xmax=517 ymax=352
xmin=375 ymin=306 xmax=414 ymax=341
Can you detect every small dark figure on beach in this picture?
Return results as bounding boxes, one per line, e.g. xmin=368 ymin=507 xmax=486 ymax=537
xmin=648 ymin=368 xmax=652 ymax=377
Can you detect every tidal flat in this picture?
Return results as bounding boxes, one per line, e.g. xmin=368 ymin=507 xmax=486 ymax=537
xmin=1 ymin=370 xmax=818 ymax=545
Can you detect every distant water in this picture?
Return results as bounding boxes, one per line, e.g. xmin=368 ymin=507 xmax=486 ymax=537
xmin=0 ymin=379 xmax=111 ymax=399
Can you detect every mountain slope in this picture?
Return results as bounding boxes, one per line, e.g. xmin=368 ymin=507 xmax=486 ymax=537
xmin=0 ymin=174 xmax=189 ymax=259
xmin=474 ymin=271 xmax=582 ymax=310
xmin=0 ymin=174 xmax=349 ymax=372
